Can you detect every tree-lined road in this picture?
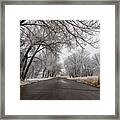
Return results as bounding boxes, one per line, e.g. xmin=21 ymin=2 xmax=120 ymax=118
xmin=20 ymin=77 xmax=100 ymax=100
xmin=20 ymin=20 xmax=100 ymax=81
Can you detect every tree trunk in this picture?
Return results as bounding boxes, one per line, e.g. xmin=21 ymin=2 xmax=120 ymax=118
xmin=20 ymin=46 xmax=32 ymax=66
xmin=42 ymin=67 xmax=46 ymax=78
xmin=20 ymin=46 xmax=32 ymax=81
xmin=22 ymin=45 xmax=40 ymax=81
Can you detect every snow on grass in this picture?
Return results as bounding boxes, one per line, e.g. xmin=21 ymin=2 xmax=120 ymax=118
xmin=20 ymin=76 xmax=100 ymax=88
xmin=27 ymin=77 xmax=53 ymax=81
xmin=20 ymin=77 xmax=53 ymax=86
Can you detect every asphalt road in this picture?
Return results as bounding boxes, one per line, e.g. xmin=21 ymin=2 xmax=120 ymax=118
xmin=20 ymin=77 xmax=100 ymax=100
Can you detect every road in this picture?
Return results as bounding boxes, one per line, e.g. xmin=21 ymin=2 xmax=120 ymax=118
xmin=20 ymin=77 xmax=100 ymax=100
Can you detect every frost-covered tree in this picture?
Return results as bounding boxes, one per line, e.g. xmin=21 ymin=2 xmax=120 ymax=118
xmin=20 ymin=20 xmax=100 ymax=81
xmin=64 ymin=50 xmax=100 ymax=77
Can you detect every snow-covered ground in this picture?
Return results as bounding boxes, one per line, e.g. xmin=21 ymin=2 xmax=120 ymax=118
xmin=27 ymin=77 xmax=54 ymax=81
xmin=20 ymin=77 xmax=53 ymax=86
xmin=20 ymin=76 xmax=100 ymax=88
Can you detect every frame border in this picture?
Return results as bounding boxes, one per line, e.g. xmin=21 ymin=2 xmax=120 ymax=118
xmin=0 ymin=0 xmax=119 ymax=119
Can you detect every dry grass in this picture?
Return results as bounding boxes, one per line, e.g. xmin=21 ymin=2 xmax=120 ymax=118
xmin=77 ymin=76 xmax=100 ymax=88
xmin=67 ymin=76 xmax=100 ymax=88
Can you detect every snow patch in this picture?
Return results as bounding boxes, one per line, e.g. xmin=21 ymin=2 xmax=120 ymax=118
xmin=20 ymin=77 xmax=53 ymax=86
